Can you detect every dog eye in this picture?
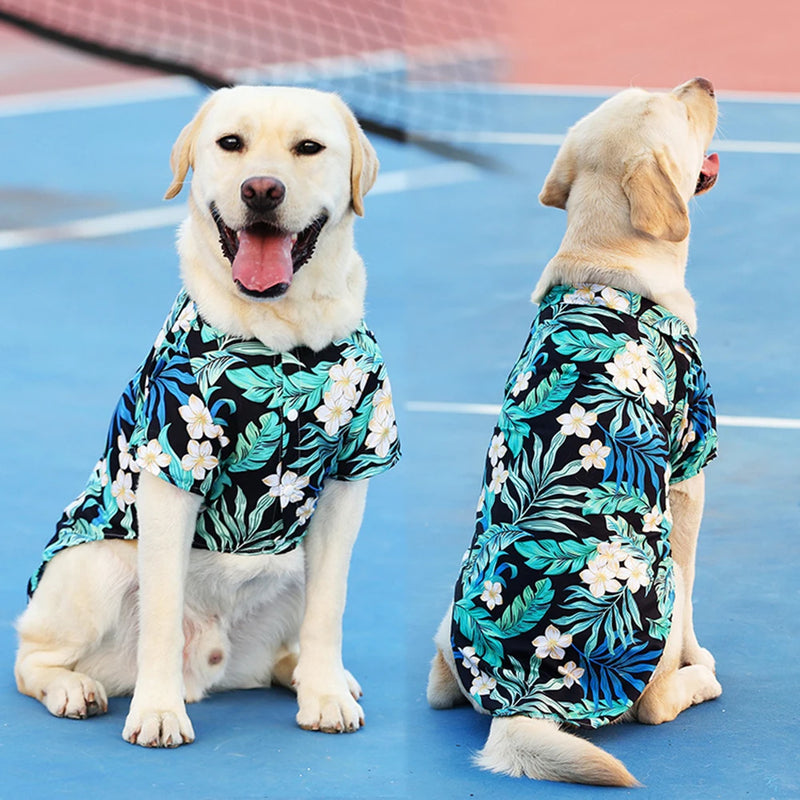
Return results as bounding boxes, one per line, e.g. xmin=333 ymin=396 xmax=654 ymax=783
xmin=295 ymin=140 xmax=325 ymax=156
xmin=217 ymin=135 xmax=244 ymax=152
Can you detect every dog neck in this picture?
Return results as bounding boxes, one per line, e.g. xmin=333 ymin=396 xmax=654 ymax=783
xmin=177 ymin=211 xmax=366 ymax=352
xmin=532 ymin=192 xmax=698 ymax=332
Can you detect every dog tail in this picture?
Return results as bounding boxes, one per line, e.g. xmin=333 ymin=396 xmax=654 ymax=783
xmin=475 ymin=716 xmax=641 ymax=787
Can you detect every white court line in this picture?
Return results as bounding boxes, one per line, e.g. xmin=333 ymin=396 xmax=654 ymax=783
xmin=0 ymin=163 xmax=480 ymax=251
xmin=0 ymin=77 xmax=200 ymax=117
xmin=405 ymin=401 xmax=800 ymax=430
xmin=425 ymin=131 xmax=800 ymax=155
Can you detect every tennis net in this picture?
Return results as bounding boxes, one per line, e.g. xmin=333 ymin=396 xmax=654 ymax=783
xmin=0 ymin=0 xmax=506 ymax=154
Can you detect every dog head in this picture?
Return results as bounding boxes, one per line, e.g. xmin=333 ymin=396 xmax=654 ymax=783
xmin=165 ymin=86 xmax=378 ymax=301
xmin=539 ymin=77 xmax=719 ymax=243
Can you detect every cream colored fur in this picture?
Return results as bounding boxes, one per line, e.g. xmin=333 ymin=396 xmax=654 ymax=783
xmin=15 ymin=86 xmax=380 ymax=746
xmin=427 ymin=79 xmax=722 ymax=786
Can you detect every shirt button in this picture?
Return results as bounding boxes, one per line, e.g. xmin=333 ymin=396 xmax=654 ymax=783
xmin=286 ymin=408 xmax=298 ymax=422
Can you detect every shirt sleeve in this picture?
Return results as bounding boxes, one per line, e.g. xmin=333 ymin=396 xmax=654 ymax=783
xmin=329 ymin=360 xmax=401 ymax=481
xmin=669 ymin=360 xmax=718 ymax=484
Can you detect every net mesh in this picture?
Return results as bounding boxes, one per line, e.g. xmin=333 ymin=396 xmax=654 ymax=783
xmin=0 ymin=0 xmax=505 ymax=147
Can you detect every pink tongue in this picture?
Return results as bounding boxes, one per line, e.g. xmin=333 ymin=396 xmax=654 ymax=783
xmin=232 ymin=228 xmax=294 ymax=292
xmin=702 ymin=152 xmax=719 ymax=177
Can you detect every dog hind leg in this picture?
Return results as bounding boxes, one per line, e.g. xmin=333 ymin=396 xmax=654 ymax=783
xmin=426 ymin=608 xmax=469 ymax=709
xmin=15 ymin=540 xmax=139 ymax=718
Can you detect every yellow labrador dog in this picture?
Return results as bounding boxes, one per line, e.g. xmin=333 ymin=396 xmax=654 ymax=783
xmin=427 ymin=78 xmax=721 ymax=786
xmin=15 ymin=86 xmax=400 ymax=747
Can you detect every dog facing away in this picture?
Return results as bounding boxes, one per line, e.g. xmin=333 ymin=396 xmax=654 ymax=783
xmin=15 ymin=86 xmax=400 ymax=747
xmin=427 ymin=78 xmax=722 ymax=786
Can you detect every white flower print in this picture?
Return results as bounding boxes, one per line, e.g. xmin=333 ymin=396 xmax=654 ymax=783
xmin=558 ymin=660 xmax=585 ymax=689
xmin=623 ymin=340 xmax=651 ymax=372
xmin=315 ymin=391 xmax=354 ymax=436
xmin=328 ymin=358 xmax=364 ymax=405
xmin=511 ymin=370 xmax=532 ymax=397
xmin=110 ymin=469 xmax=135 ymax=511
xmin=556 ymin=403 xmax=597 ymax=438
xmin=296 ymin=496 xmax=317 ymax=524
xmin=623 ymin=556 xmax=650 ymax=593
xmin=580 ymin=559 xmax=623 ymax=597
xmin=563 ymin=283 xmax=605 ymax=306
xmin=470 ymin=672 xmax=497 ymax=697
xmin=179 ymin=395 xmax=217 ymax=440
xmin=171 ymin=302 xmax=197 ymax=333
xmin=116 ymin=433 xmax=139 ymax=473
xmin=532 ymin=624 xmax=572 ymax=660
xmin=488 ymin=432 xmax=507 ymax=466
xmin=480 ymin=580 xmax=504 ymax=610
xmin=135 ymin=439 xmax=172 ymax=476
xmin=459 ymin=646 xmax=481 ymax=677
xmin=206 ymin=423 xmax=230 ymax=448
xmin=365 ymin=410 xmax=398 ymax=458
xmin=594 ymin=541 xmax=626 ymax=567
xmin=640 ymin=369 xmax=667 ymax=406
xmin=579 ymin=439 xmax=610 ymax=470
xmin=181 ymin=439 xmax=218 ymax=481
xmin=263 ymin=465 xmax=310 ymax=509
xmin=96 ymin=458 xmax=109 ymax=487
xmin=488 ymin=462 xmax=509 ymax=494
xmin=599 ymin=287 xmax=630 ymax=312
xmin=371 ymin=378 xmax=394 ymax=421
xmin=642 ymin=506 xmax=664 ymax=532
xmin=605 ymin=351 xmax=643 ymax=393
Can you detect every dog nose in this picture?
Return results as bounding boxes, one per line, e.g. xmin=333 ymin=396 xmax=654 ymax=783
xmin=240 ymin=176 xmax=286 ymax=211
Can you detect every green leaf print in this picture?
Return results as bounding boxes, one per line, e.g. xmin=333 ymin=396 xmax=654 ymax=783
xmin=514 ymin=537 xmax=601 ymax=575
xmin=583 ymin=482 xmax=652 ymax=517
xmin=229 ymin=412 xmax=283 ymax=473
xmin=452 ymin=600 xmax=505 ymax=668
xmin=520 ymin=363 xmax=580 ymax=417
xmin=226 ymin=363 xmax=283 ymax=404
xmin=191 ymin=352 xmax=244 ymax=394
xmin=496 ymin=579 xmax=555 ymax=638
xmin=550 ymin=329 xmax=630 ymax=362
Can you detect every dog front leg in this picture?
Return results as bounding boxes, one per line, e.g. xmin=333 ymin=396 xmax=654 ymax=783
xmin=122 ymin=470 xmax=201 ymax=747
xmin=294 ymin=478 xmax=367 ymax=733
xmin=668 ymin=471 xmax=716 ymax=671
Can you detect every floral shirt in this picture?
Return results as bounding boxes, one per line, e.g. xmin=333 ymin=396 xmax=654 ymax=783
xmin=29 ymin=291 xmax=400 ymax=596
xmin=450 ymin=284 xmax=717 ymax=728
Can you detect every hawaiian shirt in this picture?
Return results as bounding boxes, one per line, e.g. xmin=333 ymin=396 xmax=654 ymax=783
xmin=450 ymin=283 xmax=717 ymax=728
xmin=29 ymin=290 xmax=400 ymax=596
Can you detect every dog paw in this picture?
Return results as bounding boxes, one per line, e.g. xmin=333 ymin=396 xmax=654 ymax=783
xmin=42 ymin=672 xmax=108 ymax=719
xmin=294 ymin=668 xmax=364 ymax=733
xmin=296 ymin=690 xmax=364 ymax=733
xmin=683 ymin=645 xmax=716 ymax=673
xmin=688 ymin=665 xmax=722 ymax=705
xmin=122 ymin=702 xmax=195 ymax=748
xmin=343 ymin=669 xmax=363 ymax=701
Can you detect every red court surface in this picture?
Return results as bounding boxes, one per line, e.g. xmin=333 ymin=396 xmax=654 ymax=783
xmin=0 ymin=0 xmax=798 ymax=95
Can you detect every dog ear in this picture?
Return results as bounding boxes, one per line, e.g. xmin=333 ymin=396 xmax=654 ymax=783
xmin=622 ymin=149 xmax=690 ymax=242
xmin=332 ymin=95 xmax=379 ymax=217
xmin=539 ymin=136 xmax=576 ymax=209
xmin=164 ymin=100 xmax=212 ymax=200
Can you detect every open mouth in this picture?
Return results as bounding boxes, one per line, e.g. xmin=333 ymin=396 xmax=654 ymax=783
xmin=695 ymin=152 xmax=719 ymax=195
xmin=210 ymin=203 xmax=328 ymax=299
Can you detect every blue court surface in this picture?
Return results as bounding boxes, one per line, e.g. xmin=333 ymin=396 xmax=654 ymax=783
xmin=0 ymin=81 xmax=798 ymax=799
